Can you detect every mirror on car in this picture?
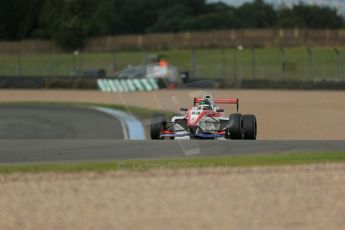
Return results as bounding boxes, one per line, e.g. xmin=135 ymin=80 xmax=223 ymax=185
xmin=216 ymin=109 xmax=224 ymax=113
xmin=180 ymin=108 xmax=188 ymax=112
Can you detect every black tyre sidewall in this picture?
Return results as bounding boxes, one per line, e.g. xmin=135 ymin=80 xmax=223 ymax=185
xmin=242 ymin=115 xmax=257 ymax=140
xmin=150 ymin=113 xmax=166 ymax=139
xmin=227 ymin=113 xmax=243 ymax=140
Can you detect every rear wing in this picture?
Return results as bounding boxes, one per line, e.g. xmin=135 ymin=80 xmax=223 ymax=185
xmin=194 ymin=97 xmax=239 ymax=112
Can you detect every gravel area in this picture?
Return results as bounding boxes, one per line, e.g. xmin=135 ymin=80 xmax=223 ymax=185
xmin=1 ymin=164 xmax=345 ymax=229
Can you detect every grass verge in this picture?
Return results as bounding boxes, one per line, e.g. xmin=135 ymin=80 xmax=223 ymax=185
xmin=0 ymin=152 xmax=345 ymax=174
xmin=1 ymin=48 xmax=345 ymax=80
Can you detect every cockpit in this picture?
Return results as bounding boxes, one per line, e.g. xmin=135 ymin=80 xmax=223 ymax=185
xmin=199 ymin=100 xmax=212 ymax=110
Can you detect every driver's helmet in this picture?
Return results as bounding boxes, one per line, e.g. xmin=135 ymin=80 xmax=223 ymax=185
xmin=199 ymin=100 xmax=211 ymax=109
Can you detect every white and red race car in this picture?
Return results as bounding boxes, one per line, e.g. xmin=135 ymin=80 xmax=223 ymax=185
xmin=150 ymin=92 xmax=257 ymax=140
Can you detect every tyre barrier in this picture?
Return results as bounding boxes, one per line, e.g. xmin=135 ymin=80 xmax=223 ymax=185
xmin=97 ymin=78 xmax=160 ymax=92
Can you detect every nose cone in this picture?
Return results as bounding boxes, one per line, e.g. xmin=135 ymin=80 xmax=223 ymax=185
xmin=188 ymin=113 xmax=205 ymax=126
xmin=188 ymin=117 xmax=198 ymax=126
xmin=188 ymin=108 xmax=207 ymax=126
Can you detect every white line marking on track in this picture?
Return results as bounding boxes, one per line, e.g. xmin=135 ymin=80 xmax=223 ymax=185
xmin=93 ymin=107 xmax=146 ymax=140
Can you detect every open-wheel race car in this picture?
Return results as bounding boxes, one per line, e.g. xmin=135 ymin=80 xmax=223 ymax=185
xmin=150 ymin=92 xmax=257 ymax=140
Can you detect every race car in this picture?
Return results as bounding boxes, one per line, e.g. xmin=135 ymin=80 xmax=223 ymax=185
xmin=150 ymin=92 xmax=257 ymax=140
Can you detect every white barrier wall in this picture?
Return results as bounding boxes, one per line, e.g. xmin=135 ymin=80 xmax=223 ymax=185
xmin=97 ymin=78 xmax=159 ymax=92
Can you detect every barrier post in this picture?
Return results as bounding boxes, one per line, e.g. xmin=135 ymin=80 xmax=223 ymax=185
xmin=251 ymin=47 xmax=256 ymax=79
xmin=191 ymin=48 xmax=197 ymax=79
xmin=280 ymin=47 xmax=286 ymax=79
xmin=306 ymin=47 xmax=313 ymax=80
xmin=78 ymin=51 xmax=83 ymax=76
xmin=335 ymin=48 xmax=340 ymax=80
xmin=48 ymin=49 xmax=52 ymax=77
xmin=112 ymin=51 xmax=117 ymax=74
xmin=233 ymin=48 xmax=238 ymax=84
xmin=16 ymin=51 xmax=21 ymax=77
xmin=221 ymin=48 xmax=226 ymax=86
xmin=142 ymin=49 xmax=147 ymax=65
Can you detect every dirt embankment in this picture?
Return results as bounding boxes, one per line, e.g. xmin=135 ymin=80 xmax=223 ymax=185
xmin=1 ymin=164 xmax=345 ymax=230
xmin=0 ymin=89 xmax=344 ymax=139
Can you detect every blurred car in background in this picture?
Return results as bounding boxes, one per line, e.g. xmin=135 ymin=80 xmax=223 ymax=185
xmin=113 ymin=55 xmax=180 ymax=89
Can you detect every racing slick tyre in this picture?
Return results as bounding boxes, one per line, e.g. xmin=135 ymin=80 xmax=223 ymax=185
xmin=150 ymin=113 xmax=166 ymax=140
xmin=242 ymin=114 xmax=257 ymax=140
xmin=226 ymin=113 xmax=243 ymax=140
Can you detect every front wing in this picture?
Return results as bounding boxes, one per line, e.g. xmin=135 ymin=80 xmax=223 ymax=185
xmin=161 ymin=130 xmax=226 ymax=138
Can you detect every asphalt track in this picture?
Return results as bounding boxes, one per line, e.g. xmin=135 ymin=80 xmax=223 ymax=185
xmin=0 ymin=104 xmax=124 ymax=139
xmin=0 ymin=104 xmax=345 ymax=163
xmin=1 ymin=140 xmax=345 ymax=163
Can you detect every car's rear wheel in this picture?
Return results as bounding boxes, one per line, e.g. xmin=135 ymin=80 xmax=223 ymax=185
xmin=242 ymin=114 xmax=257 ymax=140
xmin=150 ymin=113 xmax=166 ymax=140
xmin=226 ymin=113 xmax=243 ymax=140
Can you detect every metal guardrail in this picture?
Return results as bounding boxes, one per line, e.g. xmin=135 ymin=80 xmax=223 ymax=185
xmin=0 ymin=76 xmax=344 ymax=91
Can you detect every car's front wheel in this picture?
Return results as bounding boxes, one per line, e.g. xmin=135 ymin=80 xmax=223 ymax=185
xmin=150 ymin=113 xmax=166 ymax=140
xmin=226 ymin=113 xmax=243 ymax=140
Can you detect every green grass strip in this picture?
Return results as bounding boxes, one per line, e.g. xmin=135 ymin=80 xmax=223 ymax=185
xmin=0 ymin=152 xmax=345 ymax=174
